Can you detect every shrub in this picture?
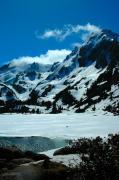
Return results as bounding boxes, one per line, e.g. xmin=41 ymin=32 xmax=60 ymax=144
xmin=54 ymin=134 xmax=119 ymax=180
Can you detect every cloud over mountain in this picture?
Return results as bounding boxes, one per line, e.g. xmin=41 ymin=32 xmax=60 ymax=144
xmin=9 ymin=49 xmax=71 ymax=67
xmin=37 ymin=23 xmax=101 ymax=41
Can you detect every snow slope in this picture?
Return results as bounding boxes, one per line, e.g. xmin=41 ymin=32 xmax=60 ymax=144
xmin=0 ymin=29 xmax=119 ymax=114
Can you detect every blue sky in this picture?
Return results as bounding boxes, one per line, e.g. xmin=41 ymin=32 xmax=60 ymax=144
xmin=0 ymin=0 xmax=119 ymax=65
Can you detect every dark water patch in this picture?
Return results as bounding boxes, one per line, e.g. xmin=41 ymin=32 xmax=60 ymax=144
xmin=0 ymin=136 xmax=69 ymax=153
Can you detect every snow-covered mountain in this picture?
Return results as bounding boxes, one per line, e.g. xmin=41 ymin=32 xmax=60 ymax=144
xmin=0 ymin=29 xmax=119 ymax=114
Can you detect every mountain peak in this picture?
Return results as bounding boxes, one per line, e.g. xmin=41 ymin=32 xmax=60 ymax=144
xmin=86 ymin=29 xmax=119 ymax=46
xmin=76 ymin=29 xmax=119 ymax=68
xmin=101 ymin=29 xmax=119 ymax=39
xmin=0 ymin=28 xmax=118 ymax=114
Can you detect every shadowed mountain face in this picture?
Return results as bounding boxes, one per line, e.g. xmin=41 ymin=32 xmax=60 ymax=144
xmin=78 ymin=30 xmax=119 ymax=68
xmin=0 ymin=29 xmax=119 ymax=114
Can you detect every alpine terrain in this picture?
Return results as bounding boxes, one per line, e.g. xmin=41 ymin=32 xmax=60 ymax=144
xmin=0 ymin=29 xmax=119 ymax=114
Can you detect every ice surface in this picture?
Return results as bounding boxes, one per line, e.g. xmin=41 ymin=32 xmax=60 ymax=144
xmin=0 ymin=113 xmax=118 ymax=139
xmin=41 ymin=148 xmax=80 ymax=167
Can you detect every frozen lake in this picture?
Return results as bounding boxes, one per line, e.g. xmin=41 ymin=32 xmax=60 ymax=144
xmin=0 ymin=113 xmax=119 ymax=139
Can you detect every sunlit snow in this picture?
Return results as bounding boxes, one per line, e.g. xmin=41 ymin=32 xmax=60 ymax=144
xmin=0 ymin=113 xmax=118 ymax=139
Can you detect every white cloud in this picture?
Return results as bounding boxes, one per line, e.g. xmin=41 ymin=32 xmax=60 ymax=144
xmin=38 ymin=23 xmax=101 ymax=41
xmin=38 ymin=49 xmax=71 ymax=64
xmin=9 ymin=49 xmax=71 ymax=67
xmin=35 ymin=29 xmax=62 ymax=39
